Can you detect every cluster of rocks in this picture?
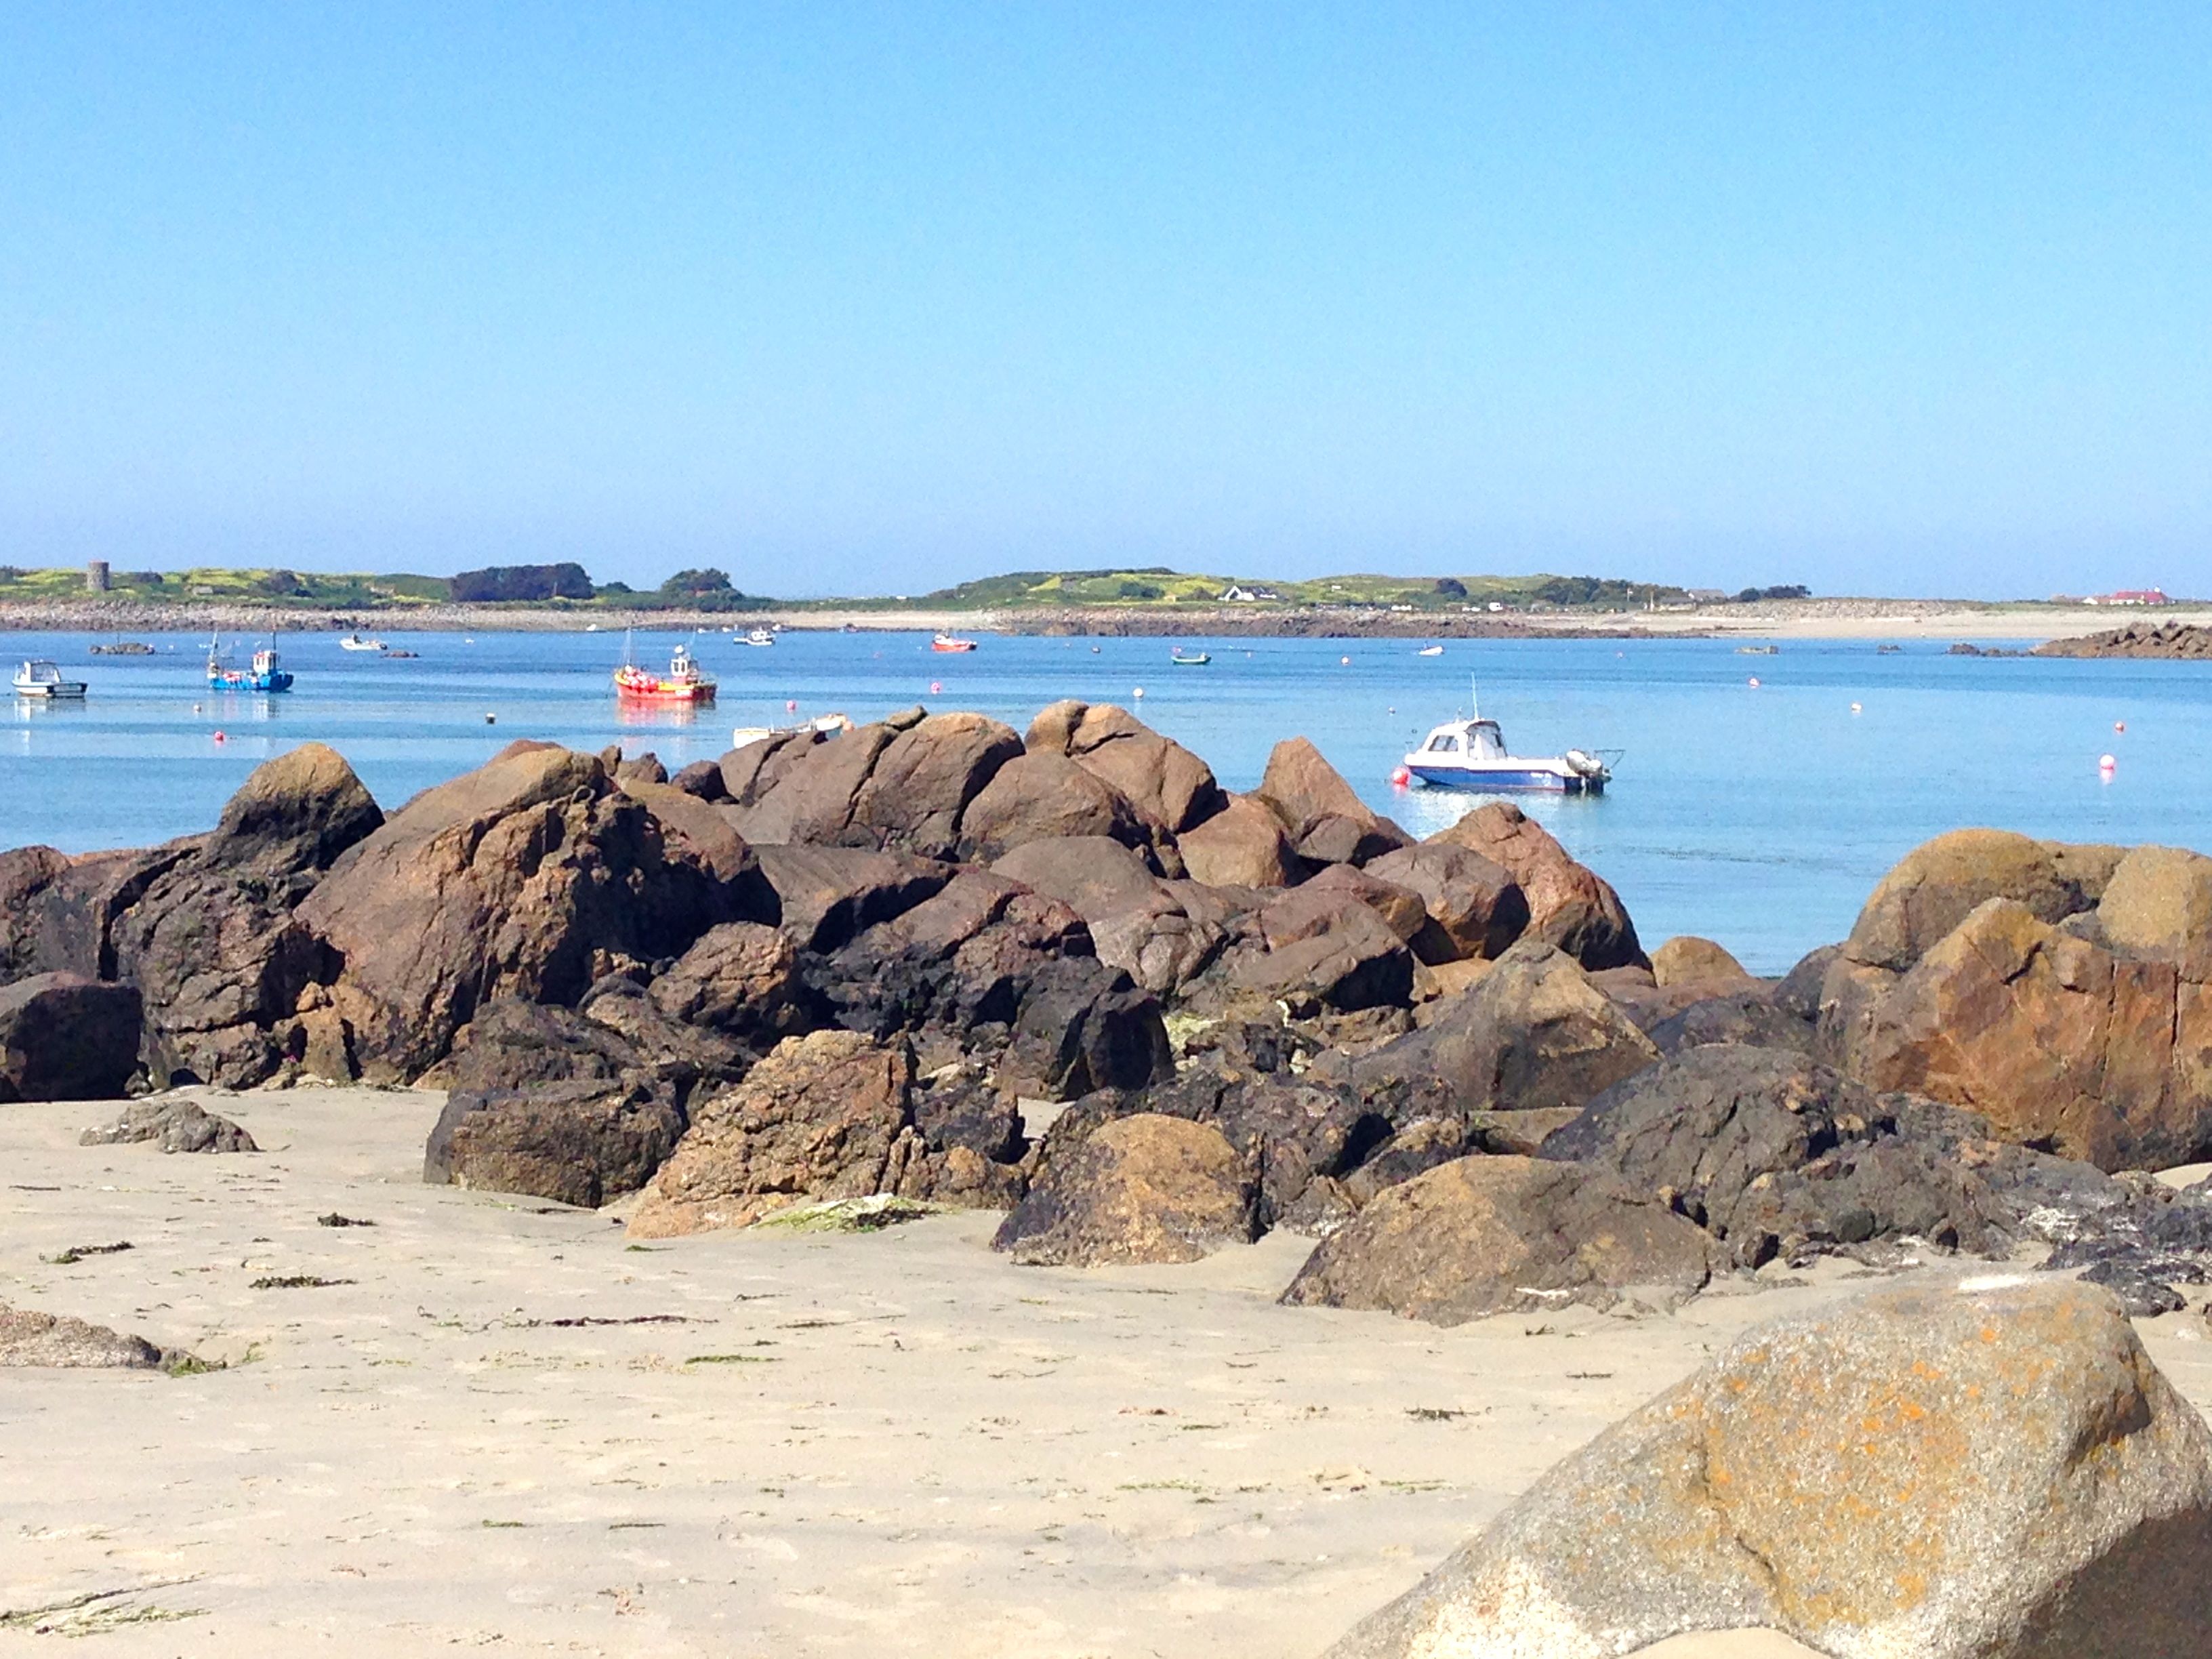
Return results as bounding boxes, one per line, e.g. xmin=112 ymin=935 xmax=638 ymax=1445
xmin=2034 ymin=620 xmax=2212 ymax=659
xmin=5 ymin=705 xmax=2212 ymax=1319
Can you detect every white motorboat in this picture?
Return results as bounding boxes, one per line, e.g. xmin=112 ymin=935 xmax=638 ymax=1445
xmin=739 ymin=627 xmax=775 ymax=647
xmin=1416 ymin=645 xmax=1445 ymax=657
xmin=1401 ymin=693 xmax=1612 ymax=794
xmin=338 ymin=632 xmax=386 ymax=652
xmin=13 ymin=659 xmax=87 ymax=699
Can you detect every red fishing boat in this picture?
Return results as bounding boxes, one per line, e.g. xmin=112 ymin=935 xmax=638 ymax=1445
xmin=930 ymin=632 xmax=978 ymax=653
xmin=613 ymin=641 xmax=717 ymax=704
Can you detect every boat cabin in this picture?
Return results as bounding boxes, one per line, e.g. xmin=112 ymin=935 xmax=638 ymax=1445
xmin=1416 ymin=718 xmax=1509 ymax=760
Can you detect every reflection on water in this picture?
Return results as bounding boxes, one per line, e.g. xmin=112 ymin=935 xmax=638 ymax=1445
xmin=1388 ymin=781 xmax=1609 ymax=842
xmin=614 ymin=701 xmax=706 ymax=730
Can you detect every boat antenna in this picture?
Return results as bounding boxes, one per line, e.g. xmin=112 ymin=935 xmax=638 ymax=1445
xmin=1469 ymin=675 xmax=1480 ymax=723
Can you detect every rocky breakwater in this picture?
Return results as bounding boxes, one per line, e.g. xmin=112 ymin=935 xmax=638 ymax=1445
xmin=2034 ymin=620 xmax=2212 ymax=659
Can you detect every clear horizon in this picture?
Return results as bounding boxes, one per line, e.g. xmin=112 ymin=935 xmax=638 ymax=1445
xmin=5 ymin=5 xmax=2207 ymax=600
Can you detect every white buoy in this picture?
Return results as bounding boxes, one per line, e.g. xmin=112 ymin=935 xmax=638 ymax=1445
xmin=2100 ymin=753 xmax=2117 ymax=773
xmin=1850 ymin=701 xmax=1862 ymax=714
xmin=1340 ymin=655 xmax=1351 ymax=665
xmin=1748 ymin=676 xmax=1761 ymax=689
xmin=1132 ymin=686 xmax=1145 ymax=699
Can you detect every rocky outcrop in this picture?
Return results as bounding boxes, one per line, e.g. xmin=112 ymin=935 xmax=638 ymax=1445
xmin=1328 ymin=941 xmax=1657 ymax=1120
xmin=997 ymin=957 xmax=1176 ymax=1101
xmin=2098 ymin=844 xmax=2212 ymax=981
xmin=846 ymin=712 xmax=1023 ymax=857
xmin=1845 ymin=897 xmax=2212 ymax=1171
xmin=295 ymin=743 xmax=736 ymax=1082
xmin=644 ymin=922 xmax=804 ymax=1041
xmin=1541 ymin=1045 xmax=2014 ymax=1265
xmin=0 ymin=973 xmax=143 ymax=1101
xmin=993 ymin=1113 xmax=1258 ymax=1265
xmin=754 ymin=844 xmax=942 ymax=954
xmin=1227 ymin=902 xmax=1413 ymax=1013
xmin=81 ymin=1098 xmax=258 ymax=1153
xmin=1025 ymin=701 xmax=1225 ymax=834
xmin=956 ymin=752 xmax=1155 ymax=863
xmin=1324 ymin=1277 xmax=2212 ymax=1659
xmin=1253 ymin=738 xmax=1410 ymax=867
xmin=1644 ymin=987 xmax=1815 ymax=1055
xmin=2034 ymin=621 xmax=2212 ymax=659
xmin=1842 ymin=827 xmax=2113 ymax=972
xmin=0 ymin=1303 xmax=165 ymax=1369
xmin=1362 ymin=842 xmax=1526 ymax=962
xmin=1282 ymin=1154 xmax=1711 ymax=1324
xmin=1427 ymin=802 xmax=1644 ymax=969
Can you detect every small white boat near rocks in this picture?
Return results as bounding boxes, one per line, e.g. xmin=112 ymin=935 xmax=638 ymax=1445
xmin=1401 ymin=689 xmax=1613 ymax=794
xmin=731 ymin=712 xmax=854 ymax=749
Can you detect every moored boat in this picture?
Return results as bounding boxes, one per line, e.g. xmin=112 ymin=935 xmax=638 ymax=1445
xmin=739 ymin=627 xmax=775 ymax=647
xmin=339 ymin=632 xmax=387 ymax=652
xmin=614 ymin=642 xmax=717 ymax=703
xmin=1416 ymin=644 xmax=1445 ymax=657
xmin=13 ymin=659 xmax=87 ymax=699
xmin=1401 ymin=695 xmax=1612 ymax=794
xmin=207 ymin=642 xmax=293 ymax=692
xmin=1170 ymin=648 xmax=1210 ymax=665
xmin=930 ymin=632 xmax=979 ymax=653
xmin=731 ymin=712 xmax=853 ymax=749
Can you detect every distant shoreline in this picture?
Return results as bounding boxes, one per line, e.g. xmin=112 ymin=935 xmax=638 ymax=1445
xmin=3 ymin=596 xmax=2210 ymax=643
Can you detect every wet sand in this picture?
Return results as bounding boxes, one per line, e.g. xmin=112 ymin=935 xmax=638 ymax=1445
xmin=5 ymin=1086 xmax=2209 ymax=1656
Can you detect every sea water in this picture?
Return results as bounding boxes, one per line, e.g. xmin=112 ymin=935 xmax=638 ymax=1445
xmin=4 ymin=628 xmax=2206 ymax=974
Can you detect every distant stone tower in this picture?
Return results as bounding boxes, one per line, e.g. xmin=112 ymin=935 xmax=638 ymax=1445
xmin=85 ymin=560 xmax=110 ymax=592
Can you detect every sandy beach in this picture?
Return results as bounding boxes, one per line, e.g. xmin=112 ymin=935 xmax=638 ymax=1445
xmin=3 ymin=1085 xmax=2207 ymax=1656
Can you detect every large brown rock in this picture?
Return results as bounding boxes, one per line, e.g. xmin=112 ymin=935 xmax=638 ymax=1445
xmin=848 ymin=712 xmax=1024 ymax=857
xmin=956 ymin=752 xmax=1153 ymax=862
xmin=1649 ymin=934 xmax=1750 ymax=988
xmin=1282 ymin=1154 xmax=1711 ymax=1324
xmin=998 ymin=958 xmax=1176 ymax=1101
xmin=0 ymin=972 xmax=144 ymax=1102
xmin=295 ymin=743 xmax=723 ymax=1081
xmin=0 ymin=841 xmax=192 ymax=986
xmin=103 ymin=744 xmax=387 ymax=1086
xmin=733 ymin=720 xmax=901 ymax=846
xmin=425 ymin=1077 xmax=688 ymax=1208
xmin=645 ymin=921 xmax=803 ymax=1040
xmin=1176 ymin=792 xmax=1305 ymax=888
xmin=1026 ymin=701 xmax=1226 ymax=833
xmin=1263 ymin=863 xmax=1427 ymax=949
xmin=2099 ymin=844 xmax=2212 ymax=982
xmin=1429 ymin=802 xmax=1643 ymax=970
xmin=991 ymin=835 xmax=1162 ymax=921
xmin=1324 ymin=1277 xmax=2212 ymax=1659
xmin=617 ymin=779 xmax=764 ymax=886
xmin=754 ymin=843 xmax=947 ymax=954
xmin=1851 ymin=897 xmax=2212 ymax=1171
xmin=992 ymin=1113 xmax=1259 ymax=1265
xmin=1228 ymin=902 xmax=1414 ymax=1013
xmin=719 ymin=726 xmax=833 ymax=806
xmin=1331 ymin=941 xmax=1658 ymax=1119
xmin=1843 ymin=827 xmax=2106 ymax=971
xmin=1364 ymin=842 xmax=1528 ymax=962
xmin=626 ymin=1030 xmax=914 ymax=1236
xmin=1253 ymin=737 xmax=1410 ymax=866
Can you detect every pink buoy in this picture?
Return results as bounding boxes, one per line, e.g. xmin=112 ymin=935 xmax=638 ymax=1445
xmin=1748 ymin=676 xmax=1761 ymax=689
xmin=2114 ymin=720 xmax=2126 ymax=733
xmin=213 ymin=730 xmax=226 ymax=743
xmin=929 ymin=680 xmax=942 ymax=695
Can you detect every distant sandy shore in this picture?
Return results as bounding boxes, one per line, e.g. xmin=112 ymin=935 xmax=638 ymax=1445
xmin=4 ymin=597 xmax=2210 ymax=646
xmin=4 ymin=1086 xmax=2209 ymax=1656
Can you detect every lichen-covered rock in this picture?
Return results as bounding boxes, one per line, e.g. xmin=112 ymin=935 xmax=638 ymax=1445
xmin=1283 ymin=1154 xmax=1711 ymax=1324
xmin=1427 ymin=802 xmax=1643 ymax=970
xmin=0 ymin=972 xmax=143 ymax=1102
xmin=1842 ymin=827 xmax=2104 ymax=972
xmin=2098 ymin=844 xmax=2212 ymax=982
xmin=81 ymin=1098 xmax=257 ymax=1153
xmin=992 ymin=1113 xmax=1258 ymax=1265
xmin=1324 ymin=1277 xmax=2212 ymax=1659
xmin=0 ymin=1303 xmax=164 ymax=1369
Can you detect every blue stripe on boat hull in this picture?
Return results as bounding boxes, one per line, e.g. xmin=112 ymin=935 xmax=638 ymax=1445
xmin=1406 ymin=764 xmax=1598 ymax=793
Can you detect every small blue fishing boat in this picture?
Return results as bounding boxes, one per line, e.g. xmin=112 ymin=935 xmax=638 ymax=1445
xmin=207 ymin=640 xmax=294 ymax=693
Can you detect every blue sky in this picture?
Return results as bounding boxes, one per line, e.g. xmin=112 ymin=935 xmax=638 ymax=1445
xmin=3 ymin=3 xmax=2207 ymax=598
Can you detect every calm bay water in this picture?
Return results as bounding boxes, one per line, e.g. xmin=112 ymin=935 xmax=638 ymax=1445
xmin=5 ymin=627 xmax=2207 ymax=975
